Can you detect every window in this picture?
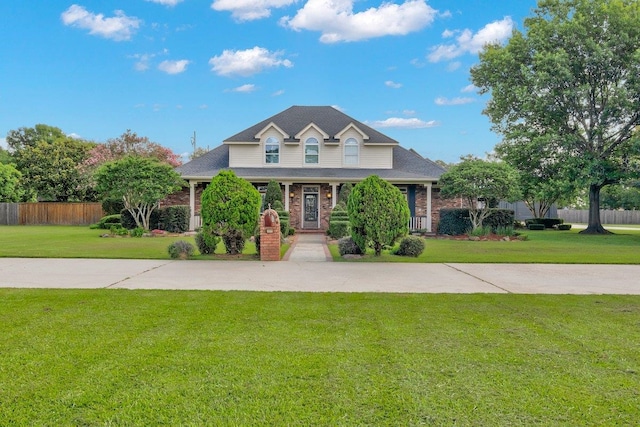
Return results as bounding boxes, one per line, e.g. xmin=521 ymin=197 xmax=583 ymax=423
xmin=265 ymin=137 xmax=279 ymax=164
xmin=344 ymin=138 xmax=359 ymax=165
xmin=304 ymin=137 xmax=319 ymax=164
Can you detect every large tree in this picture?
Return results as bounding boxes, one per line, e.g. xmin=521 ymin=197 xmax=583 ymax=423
xmin=6 ymin=124 xmax=95 ymax=201
xmin=200 ymin=170 xmax=261 ymax=255
xmin=0 ymin=163 xmax=24 ymax=202
xmin=439 ymin=157 xmax=521 ymax=231
xmin=85 ymin=130 xmax=182 ymax=168
xmin=347 ymin=175 xmax=410 ymax=256
xmin=94 ymin=156 xmax=184 ymax=230
xmin=471 ymin=0 xmax=640 ymax=234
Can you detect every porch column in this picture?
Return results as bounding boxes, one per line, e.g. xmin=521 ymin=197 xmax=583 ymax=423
xmin=330 ymin=183 xmax=338 ymax=208
xmin=189 ymin=180 xmax=196 ymax=231
xmin=426 ymin=183 xmax=432 ymax=232
xmin=282 ymin=182 xmax=292 ymax=212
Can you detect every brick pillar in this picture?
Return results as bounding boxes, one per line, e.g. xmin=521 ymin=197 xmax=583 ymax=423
xmin=260 ymin=208 xmax=281 ymax=261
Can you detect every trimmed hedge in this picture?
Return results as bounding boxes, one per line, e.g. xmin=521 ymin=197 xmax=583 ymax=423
xmin=328 ymin=220 xmax=350 ymax=239
xmin=557 ymin=224 xmax=572 ymax=231
xmin=527 ymin=223 xmax=546 ymax=230
xmin=93 ymin=214 xmax=122 ymax=230
xmin=525 ymin=218 xmax=564 ymax=229
xmin=159 ymin=205 xmax=190 ymax=233
xmin=438 ymin=208 xmax=515 ymax=236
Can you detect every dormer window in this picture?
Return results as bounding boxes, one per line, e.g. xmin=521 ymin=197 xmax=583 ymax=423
xmin=304 ymin=137 xmax=319 ymax=164
xmin=344 ymin=137 xmax=359 ymax=165
xmin=265 ymin=137 xmax=280 ymax=164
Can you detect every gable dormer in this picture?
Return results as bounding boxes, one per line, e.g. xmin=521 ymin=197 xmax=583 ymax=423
xmin=255 ymin=122 xmax=289 ymax=141
xmin=294 ymin=122 xmax=330 ymax=142
xmin=334 ymin=122 xmax=369 ymax=145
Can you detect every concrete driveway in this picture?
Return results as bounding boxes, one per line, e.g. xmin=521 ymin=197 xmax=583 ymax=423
xmin=0 ymin=258 xmax=639 ymax=294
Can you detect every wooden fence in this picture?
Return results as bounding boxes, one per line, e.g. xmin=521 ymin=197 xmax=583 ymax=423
xmin=557 ymin=209 xmax=640 ymax=224
xmin=0 ymin=203 xmax=104 ymax=226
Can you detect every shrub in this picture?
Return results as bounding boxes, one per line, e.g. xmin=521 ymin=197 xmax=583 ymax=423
xmin=469 ymin=225 xmax=492 ymax=237
xmin=558 ymin=223 xmax=572 ymax=231
xmin=222 ymin=230 xmax=246 ymax=255
xmin=484 ymin=209 xmax=515 ymax=231
xmin=168 ymin=240 xmax=195 ymax=259
xmin=395 ymin=235 xmax=425 ymax=257
xmin=101 ymin=198 xmax=125 ymax=216
xmin=338 ymin=236 xmax=363 ymax=256
xmin=525 ymin=218 xmax=564 ymax=228
xmin=495 ymin=225 xmax=516 ymax=236
xmin=94 ymin=214 xmax=122 ymax=229
xmin=263 ymin=180 xmax=283 ymax=210
xmin=328 ymin=220 xmax=350 ymax=239
xmin=195 ymin=230 xmax=219 ymax=255
xmin=159 ymin=205 xmax=190 ymax=233
xmin=109 ymin=224 xmax=128 ymax=236
xmin=130 ymin=227 xmax=144 ymax=237
xmin=527 ymin=223 xmax=546 ymax=230
xmin=438 ymin=209 xmax=472 ymax=235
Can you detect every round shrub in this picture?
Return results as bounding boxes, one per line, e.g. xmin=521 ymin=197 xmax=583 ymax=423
xmin=338 ymin=236 xmax=363 ymax=256
xmin=168 ymin=240 xmax=195 ymax=259
xmin=195 ymin=231 xmax=219 ymax=254
xmin=395 ymin=235 xmax=426 ymax=257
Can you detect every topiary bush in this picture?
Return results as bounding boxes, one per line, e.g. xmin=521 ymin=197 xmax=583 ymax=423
xmin=338 ymin=236 xmax=363 ymax=256
xmin=557 ymin=223 xmax=572 ymax=231
xmin=168 ymin=240 xmax=195 ymax=259
xmin=484 ymin=209 xmax=515 ymax=231
xmin=394 ymin=235 xmax=426 ymax=257
xmin=328 ymin=220 xmax=350 ymax=239
xmin=93 ymin=214 xmax=122 ymax=230
xmin=525 ymin=218 xmax=564 ymax=228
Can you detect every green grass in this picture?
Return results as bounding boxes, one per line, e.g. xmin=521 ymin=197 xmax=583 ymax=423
xmin=330 ymin=228 xmax=640 ymax=264
xmin=1 ymin=290 xmax=638 ymax=425
xmin=0 ymin=226 xmax=289 ymax=260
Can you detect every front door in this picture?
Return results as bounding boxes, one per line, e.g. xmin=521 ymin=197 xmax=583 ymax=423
xmin=303 ymin=189 xmax=319 ymax=229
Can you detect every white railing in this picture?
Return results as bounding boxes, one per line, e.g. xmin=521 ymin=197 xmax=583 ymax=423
xmin=409 ymin=216 xmax=428 ymax=231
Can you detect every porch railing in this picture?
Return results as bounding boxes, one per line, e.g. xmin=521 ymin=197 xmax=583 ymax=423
xmin=409 ymin=216 xmax=429 ymax=232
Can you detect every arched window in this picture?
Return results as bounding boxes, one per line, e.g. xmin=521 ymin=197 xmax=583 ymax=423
xmin=344 ymin=138 xmax=359 ymax=165
xmin=304 ymin=137 xmax=319 ymax=164
xmin=265 ymin=137 xmax=279 ymax=164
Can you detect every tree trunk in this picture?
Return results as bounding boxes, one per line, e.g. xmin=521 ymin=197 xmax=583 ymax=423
xmin=579 ymin=184 xmax=611 ymax=234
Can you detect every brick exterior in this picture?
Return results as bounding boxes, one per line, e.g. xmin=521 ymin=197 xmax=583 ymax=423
xmin=260 ymin=209 xmax=281 ymax=261
xmin=288 ymin=183 xmax=332 ymax=230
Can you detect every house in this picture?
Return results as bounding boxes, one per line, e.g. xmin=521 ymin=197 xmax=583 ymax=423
xmin=169 ymin=105 xmax=450 ymax=232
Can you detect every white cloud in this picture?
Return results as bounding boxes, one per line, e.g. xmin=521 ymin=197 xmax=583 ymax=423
xmin=212 ymin=0 xmax=297 ymax=21
xmin=446 ymin=61 xmax=461 ymax=71
xmin=367 ymin=117 xmax=439 ymax=129
xmin=146 ymin=0 xmax=184 ymax=6
xmin=442 ymin=29 xmax=455 ymax=38
xmin=158 ymin=59 xmax=190 ymax=74
xmin=281 ymin=0 xmax=438 ymax=43
xmin=61 ymin=5 xmax=141 ymax=41
xmin=461 ymin=84 xmax=477 ymax=93
xmin=0 ymin=137 xmax=7 ymax=149
xmin=228 ymin=84 xmax=257 ymax=93
xmin=428 ymin=16 xmax=513 ymax=62
xmin=209 ymin=47 xmax=293 ymax=77
xmin=403 ymin=109 xmax=416 ymax=116
xmin=385 ymin=80 xmax=402 ymax=89
xmin=67 ymin=133 xmax=82 ymax=139
xmin=434 ymin=96 xmax=474 ymax=106
xmin=272 ymin=89 xmax=285 ymax=96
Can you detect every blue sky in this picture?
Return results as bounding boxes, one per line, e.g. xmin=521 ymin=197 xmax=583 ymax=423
xmin=0 ymin=0 xmax=538 ymax=163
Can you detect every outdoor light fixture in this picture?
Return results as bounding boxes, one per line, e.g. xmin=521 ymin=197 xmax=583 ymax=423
xmin=289 ymin=191 xmax=295 ymax=199
xmin=327 ymin=192 xmax=332 ymax=199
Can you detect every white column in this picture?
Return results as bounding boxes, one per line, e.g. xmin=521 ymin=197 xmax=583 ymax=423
xmin=189 ymin=180 xmax=196 ymax=231
xmin=283 ymin=182 xmax=292 ymax=212
xmin=426 ymin=183 xmax=432 ymax=232
xmin=330 ymin=183 xmax=337 ymax=208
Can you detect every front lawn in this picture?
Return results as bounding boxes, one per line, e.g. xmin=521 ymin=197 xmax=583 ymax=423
xmin=0 ymin=226 xmax=290 ymax=260
xmin=330 ymin=228 xmax=640 ymax=264
xmin=1 ymin=290 xmax=638 ymax=425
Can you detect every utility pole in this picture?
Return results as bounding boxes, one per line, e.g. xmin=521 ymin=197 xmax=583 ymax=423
xmin=190 ymin=131 xmax=196 ymax=153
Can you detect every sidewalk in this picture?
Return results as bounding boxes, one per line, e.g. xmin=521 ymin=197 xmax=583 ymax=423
xmin=1 ymin=257 xmax=639 ymax=294
xmin=283 ymin=233 xmax=332 ymax=262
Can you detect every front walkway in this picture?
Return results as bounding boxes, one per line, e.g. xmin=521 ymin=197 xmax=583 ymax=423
xmin=283 ymin=233 xmax=332 ymax=262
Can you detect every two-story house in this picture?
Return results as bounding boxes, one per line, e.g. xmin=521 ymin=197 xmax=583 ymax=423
xmin=170 ymin=105 xmax=448 ymax=232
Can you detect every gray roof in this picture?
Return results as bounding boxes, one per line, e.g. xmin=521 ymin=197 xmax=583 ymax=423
xmin=224 ymin=105 xmax=398 ymax=145
xmin=176 ymin=144 xmax=446 ymax=183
